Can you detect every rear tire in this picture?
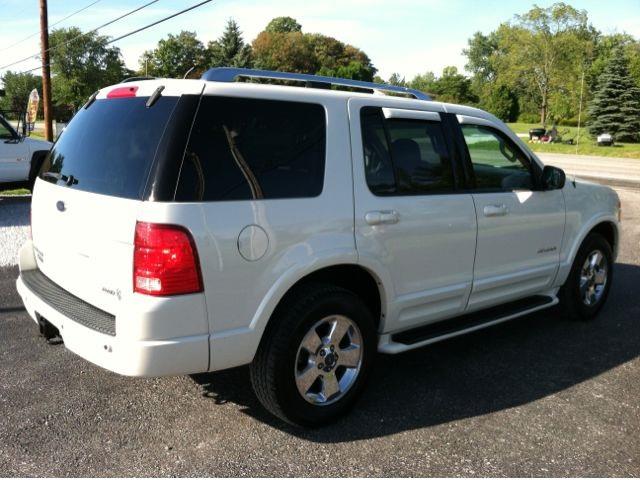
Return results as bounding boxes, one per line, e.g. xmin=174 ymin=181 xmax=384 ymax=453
xmin=559 ymin=233 xmax=613 ymax=321
xmin=250 ymin=284 xmax=376 ymax=427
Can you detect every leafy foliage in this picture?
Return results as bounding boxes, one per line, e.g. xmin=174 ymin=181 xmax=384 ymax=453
xmin=49 ymin=27 xmax=128 ymax=109
xmin=140 ymin=31 xmax=206 ymax=79
xmin=587 ymin=48 xmax=640 ymax=142
xmin=208 ymin=19 xmax=253 ymax=68
xmin=252 ymin=18 xmax=376 ymax=80
xmin=265 ymin=16 xmax=302 ymax=34
xmin=0 ymin=71 xmax=42 ymax=115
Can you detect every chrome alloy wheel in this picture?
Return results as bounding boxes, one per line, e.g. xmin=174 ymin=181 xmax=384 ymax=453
xmin=580 ymin=249 xmax=608 ymax=306
xmin=294 ymin=315 xmax=363 ymax=406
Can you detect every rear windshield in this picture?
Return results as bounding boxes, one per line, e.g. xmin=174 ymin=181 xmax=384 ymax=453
xmin=40 ymin=96 xmax=179 ymax=199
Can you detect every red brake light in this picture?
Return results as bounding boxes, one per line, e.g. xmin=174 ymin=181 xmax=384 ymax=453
xmin=133 ymin=222 xmax=203 ymax=296
xmin=107 ymin=86 xmax=138 ymax=99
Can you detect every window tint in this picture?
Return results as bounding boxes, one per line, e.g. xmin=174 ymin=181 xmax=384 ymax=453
xmin=360 ymin=107 xmax=454 ymax=195
xmin=175 ymin=96 xmax=326 ymax=202
xmin=461 ymin=124 xmax=533 ymax=191
xmin=0 ymin=117 xmax=15 ymax=139
xmin=40 ymin=96 xmax=179 ymax=199
xmin=360 ymin=107 xmax=395 ymax=195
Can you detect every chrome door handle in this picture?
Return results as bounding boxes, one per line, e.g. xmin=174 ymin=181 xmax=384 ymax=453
xmin=365 ymin=210 xmax=400 ymax=226
xmin=483 ymin=204 xmax=509 ymax=217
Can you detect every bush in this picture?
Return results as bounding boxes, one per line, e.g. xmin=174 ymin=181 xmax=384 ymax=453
xmin=517 ymin=112 xmax=540 ymax=124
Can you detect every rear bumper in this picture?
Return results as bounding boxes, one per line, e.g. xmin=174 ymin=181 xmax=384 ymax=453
xmin=17 ymin=273 xmax=209 ymax=377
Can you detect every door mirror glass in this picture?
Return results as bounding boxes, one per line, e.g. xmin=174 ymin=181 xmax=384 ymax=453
xmin=541 ymin=165 xmax=566 ymax=190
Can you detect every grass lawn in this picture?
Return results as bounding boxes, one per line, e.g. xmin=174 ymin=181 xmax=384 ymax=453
xmin=507 ymin=123 xmax=640 ymax=159
xmin=0 ymin=188 xmax=30 ymax=196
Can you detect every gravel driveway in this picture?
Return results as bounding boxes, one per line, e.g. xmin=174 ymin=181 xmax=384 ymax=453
xmin=0 ymin=197 xmax=29 ymax=267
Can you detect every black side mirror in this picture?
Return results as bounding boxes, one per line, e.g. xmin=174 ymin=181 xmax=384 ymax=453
xmin=541 ymin=165 xmax=566 ymax=190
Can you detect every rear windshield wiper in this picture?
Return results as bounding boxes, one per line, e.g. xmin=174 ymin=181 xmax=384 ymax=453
xmin=41 ymin=172 xmax=77 ymax=186
xmin=146 ymin=85 xmax=165 ymax=108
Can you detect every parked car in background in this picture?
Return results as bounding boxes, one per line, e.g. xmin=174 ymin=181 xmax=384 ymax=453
xmin=16 ymin=69 xmax=621 ymax=427
xmin=0 ymin=113 xmax=52 ymax=189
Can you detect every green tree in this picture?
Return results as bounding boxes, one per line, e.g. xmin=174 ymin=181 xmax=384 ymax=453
xmin=208 ymin=19 xmax=252 ymax=68
xmin=49 ymin=27 xmax=127 ymax=109
xmin=498 ymin=3 xmax=596 ymax=124
xmin=430 ymin=66 xmax=478 ymax=104
xmin=252 ymin=30 xmax=319 ymax=73
xmin=387 ymin=73 xmax=406 ymax=86
xmin=0 ymin=71 xmax=42 ymax=116
xmin=409 ymin=71 xmax=437 ymax=93
xmin=587 ymin=48 xmax=640 ymax=142
xmin=265 ymin=16 xmax=302 ymax=34
xmin=463 ymin=31 xmax=500 ymax=84
xmin=482 ymin=84 xmax=519 ymax=121
xmin=140 ymin=31 xmax=206 ymax=79
xmin=252 ymin=18 xmax=376 ymax=79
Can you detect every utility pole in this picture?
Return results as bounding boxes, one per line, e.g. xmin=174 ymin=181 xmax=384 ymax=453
xmin=576 ymin=69 xmax=585 ymax=155
xmin=39 ymin=0 xmax=53 ymax=141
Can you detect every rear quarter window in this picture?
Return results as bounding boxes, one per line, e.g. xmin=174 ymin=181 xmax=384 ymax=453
xmin=40 ymin=96 xmax=179 ymax=199
xmin=175 ymin=96 xmax=326 ymax=202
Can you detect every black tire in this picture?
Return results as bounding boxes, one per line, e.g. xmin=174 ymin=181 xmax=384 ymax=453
xmin=559 ymin=232 xmax=613 ymax=321
xmin=250 ymin=283 xmax=376 ymax=427
xmin=27 ymin=151 xmax=47 ymax=191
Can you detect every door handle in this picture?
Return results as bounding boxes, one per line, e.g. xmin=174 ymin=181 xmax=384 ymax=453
xmin=365 ymin=210 xmax=400 ymax=226
xmin=483 ymin=204 xmax=509 ymax=217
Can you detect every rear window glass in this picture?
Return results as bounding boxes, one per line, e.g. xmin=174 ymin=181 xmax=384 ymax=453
xmin=40 ymin=96 xmax=178 ymax=199
xmin=175 ymin=96 xmax=326 ymax=202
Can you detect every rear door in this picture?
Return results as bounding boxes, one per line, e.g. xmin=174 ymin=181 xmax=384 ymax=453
xmin=31 ymin=83 xmax=200 ymax=314
xmin=457 ymin=116 xmax=565 ymax=311
xmin=349 ymin=98 xmax=477 ymax=332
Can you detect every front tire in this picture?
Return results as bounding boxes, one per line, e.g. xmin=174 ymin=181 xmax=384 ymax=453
xmin=559 ymin=233 xmax=613 ymax=321
xmin=250 ymin=284 xmax=376 ymax=427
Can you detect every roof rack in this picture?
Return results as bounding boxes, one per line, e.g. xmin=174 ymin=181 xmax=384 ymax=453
xmin=121 ymin=76 xmax=156 ymax=83
xmin=201 ymin=67 xmax=431 ymax=101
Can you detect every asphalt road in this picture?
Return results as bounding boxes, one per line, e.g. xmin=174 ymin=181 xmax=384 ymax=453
xmin=538 ymin=152 xmax=640 ymax=188
xmin=1 ymin=188 xmax=639 ymax=476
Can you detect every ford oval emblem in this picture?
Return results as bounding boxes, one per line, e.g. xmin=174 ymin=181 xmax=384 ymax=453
xmin=56 ymin=201 xmax=66 ymax=212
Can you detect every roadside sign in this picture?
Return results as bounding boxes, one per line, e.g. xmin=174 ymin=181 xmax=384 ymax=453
xmin=25 ymin=88 xmax=39 ymax=131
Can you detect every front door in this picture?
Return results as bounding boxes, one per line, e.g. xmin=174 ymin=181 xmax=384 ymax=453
xmin=458 ymin=117 xmax=565 ymax=311
xmin=0 ymin=117 xmax=29 ymax=182
xmin=349 ymin=98 xmax=478 ymax=332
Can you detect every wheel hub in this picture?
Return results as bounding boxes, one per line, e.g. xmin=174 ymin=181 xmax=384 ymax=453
xmin=580 ymin=249 xmax=608 ymax=306
xmin=318 ymin=346 xmax=338 ymax=372
xmin=294 ymin=315 xmax=363 ymax=406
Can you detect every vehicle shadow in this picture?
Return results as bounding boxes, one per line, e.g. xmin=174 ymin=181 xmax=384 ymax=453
xmin=191 ymin=262 xmax=640 ymax=442
xmin=0 ymin=196 xmax=30 ymax=228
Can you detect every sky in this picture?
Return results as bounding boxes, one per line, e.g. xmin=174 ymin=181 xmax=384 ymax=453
xmin=0 ymin=0 xmax=639 ymax=84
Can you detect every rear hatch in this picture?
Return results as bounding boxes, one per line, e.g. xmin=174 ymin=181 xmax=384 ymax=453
xmin=31 ymin=80 xmax=202 ymax=314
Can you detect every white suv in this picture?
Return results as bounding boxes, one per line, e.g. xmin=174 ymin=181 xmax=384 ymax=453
xmin=0 ymin=113 xmax=52 ymax=189
xmin=16 ymin=68 xmax=620 ymax=426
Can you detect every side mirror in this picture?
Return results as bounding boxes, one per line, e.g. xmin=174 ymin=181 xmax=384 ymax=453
xmin=541 ymin=165 xmax=566 ymax=190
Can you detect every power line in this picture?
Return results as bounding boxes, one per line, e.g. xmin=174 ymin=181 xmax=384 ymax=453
xmin=0 ymin=0 xmax=159 ymax=70
xmin=105 ymin=0 xmax=212 ymax=46
xmin=9 ymin=0 xmax=214 ymax=76
xmin=0 ymin=0 xmax=103 ymax=54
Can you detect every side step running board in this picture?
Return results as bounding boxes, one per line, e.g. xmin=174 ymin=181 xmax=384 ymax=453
xmin=380 ymin=295 xmax=557 ymax=354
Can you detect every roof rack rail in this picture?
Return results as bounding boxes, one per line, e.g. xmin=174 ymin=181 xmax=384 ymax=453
xmin=121 ymin=76 xmax=155 ymax=83
xmin=201 ymin=67 xmax=431 ymax=101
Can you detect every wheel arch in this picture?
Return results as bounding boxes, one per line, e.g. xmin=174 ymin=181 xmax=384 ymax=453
xmin=556 ymin=216 xmax=619 ymax=287
xmin=266 ymin=264 xmax=386 ymax=335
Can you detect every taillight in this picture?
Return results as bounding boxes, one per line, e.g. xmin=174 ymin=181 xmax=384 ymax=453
xmin=133 ymin=222 xmax=203 ymax=296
